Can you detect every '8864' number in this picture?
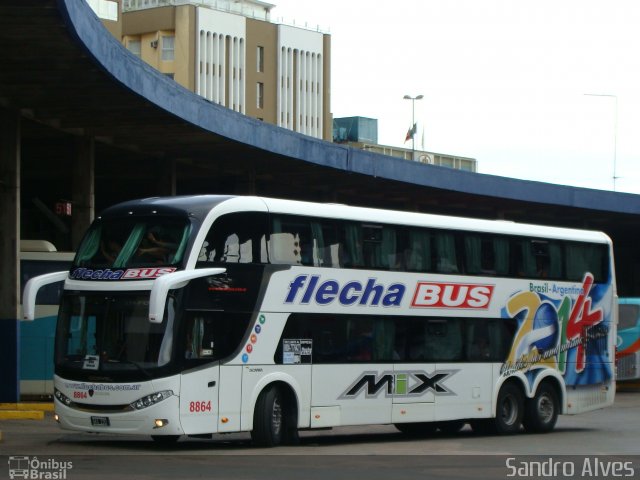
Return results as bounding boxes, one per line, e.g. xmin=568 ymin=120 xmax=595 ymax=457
xmin=189 ymin=400 xmax=212 ymax=413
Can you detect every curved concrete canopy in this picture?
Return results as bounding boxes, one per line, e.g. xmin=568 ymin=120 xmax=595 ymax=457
xmin=54 ymin=0 xmax=640 ymax=215
xmin=2 ymin=0 xmax=640 ymax=231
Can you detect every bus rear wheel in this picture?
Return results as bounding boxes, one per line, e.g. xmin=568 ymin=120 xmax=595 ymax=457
xmin=523 ymin=382 xmax=559 ymax=433
xmin=493 ymin=382 xmax=524 ymax=434
xmin=471 ymin=383 xmax=523 ymax=435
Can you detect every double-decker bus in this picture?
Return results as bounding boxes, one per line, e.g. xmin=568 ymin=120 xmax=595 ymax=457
xmin=23 ymin=196 xmax=616 ymax=445
xmin=616 ymin=298 xmax=640 ymax=381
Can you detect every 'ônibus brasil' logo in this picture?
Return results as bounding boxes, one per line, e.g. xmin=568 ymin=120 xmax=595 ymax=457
xmin=340 ymin=370 xmax=458 ymax=399
xmin=284 ymin=275 xmax=405 ymax=307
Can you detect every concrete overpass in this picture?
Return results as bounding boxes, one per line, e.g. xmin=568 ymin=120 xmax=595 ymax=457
xmin=2 ymin=0 xmax=640 ymax=401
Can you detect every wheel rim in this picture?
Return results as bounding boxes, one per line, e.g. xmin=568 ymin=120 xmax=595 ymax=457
xmin=537 ymin=393 xmax=555 ymax=423
xmin=271 ymin=397 xmax=283 ymax=436
xmin=500 ymin=394 xmax=518 ymax=426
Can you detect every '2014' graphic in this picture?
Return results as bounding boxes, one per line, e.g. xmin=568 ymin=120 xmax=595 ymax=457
xmin=506 ymin=273 xmax=603 ymax=375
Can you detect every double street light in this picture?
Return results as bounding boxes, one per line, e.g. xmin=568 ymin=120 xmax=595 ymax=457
xmin=403 ymin=94 xmax=423 ymax=160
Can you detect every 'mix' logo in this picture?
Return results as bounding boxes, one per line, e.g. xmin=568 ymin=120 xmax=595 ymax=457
xmin=339 ymin=369 xmax=458 ymax=399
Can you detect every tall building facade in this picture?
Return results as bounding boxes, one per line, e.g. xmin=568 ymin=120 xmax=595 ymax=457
xmin=119 ymin=0 xmax=332 ymax=140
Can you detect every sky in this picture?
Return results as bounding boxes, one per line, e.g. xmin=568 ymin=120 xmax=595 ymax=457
xmin=271 ymin=0 xmax=640 ymax=194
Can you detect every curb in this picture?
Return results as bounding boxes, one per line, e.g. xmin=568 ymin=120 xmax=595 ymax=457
xmin=0 ymin=410 xmax=45 ymax=420
xmin=0 ymin=403 xmax=52 ymax=421
xmin=0 ymin=403 xmax=54 ymax=412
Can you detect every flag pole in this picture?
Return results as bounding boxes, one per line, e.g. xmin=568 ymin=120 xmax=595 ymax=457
xmin=403 ymin=94 xmax=423 ymax=160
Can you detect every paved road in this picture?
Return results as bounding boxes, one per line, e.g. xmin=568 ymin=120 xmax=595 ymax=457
xmin=1 ymin=390 xmax=639 ymax=479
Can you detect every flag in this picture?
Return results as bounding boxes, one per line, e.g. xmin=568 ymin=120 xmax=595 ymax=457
xmin=404 ymin=123 xmax=417 ymax=143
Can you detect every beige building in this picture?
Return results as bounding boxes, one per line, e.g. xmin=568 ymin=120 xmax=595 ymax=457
xmin=115 ymin=0 xmax=331 ymax=140
xmin=87 ymin=1 xmax=472 ymax=170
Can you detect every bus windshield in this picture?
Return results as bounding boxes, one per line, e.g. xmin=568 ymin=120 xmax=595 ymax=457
xmin=73 ymin=216 xmax=191 ymax=269
xmin=55 ymin=293 xmax=176 ymax=378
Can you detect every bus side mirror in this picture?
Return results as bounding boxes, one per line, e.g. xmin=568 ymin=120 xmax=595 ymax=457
xmin=148 ymin=268 xmax=226 ymax=323
xmin=22 ymin=271 xmax=69 ymax=321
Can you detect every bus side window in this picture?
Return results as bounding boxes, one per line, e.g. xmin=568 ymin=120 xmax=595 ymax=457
xmin=530 ymin=240 xmax=562 ymax=279
xmin=565 ymin=242 xmax=606 ymax=282
xmin=405 ymin=229 xmax=431 ymax=272
xmin=271 ymin=216 xmax=315 ymax=266
xmin=467 ymin=322 xmax=492 ymax=361
xmin=464 ymin=235 xmax=510 ymax=276
xmin=200 ymin=212 xmax=268 ymax=264
xmin=317 ymin=220 xmax=342 ymax=268
xmin=434 ymin=232 xmax=459 ymax=273
xmin=346 ymin=319 xmax=374 ymax=361
xmin=407 ymin=321 xmax=427 ymax=361
xmin=424 ymin=319 xmax=462 ymax=361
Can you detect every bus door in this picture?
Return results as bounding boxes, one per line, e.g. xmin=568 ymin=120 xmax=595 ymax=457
xmin=179 ymin=315 xmax=220 ymax=434
xmin=310 ymin=317 xmax=392 ymax=427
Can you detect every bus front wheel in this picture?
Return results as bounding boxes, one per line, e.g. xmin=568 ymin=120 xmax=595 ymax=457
xmin=522 ymin=382 xmax=559 ymax=433
xmin=251 ymin=385 xmax=298 ymax=447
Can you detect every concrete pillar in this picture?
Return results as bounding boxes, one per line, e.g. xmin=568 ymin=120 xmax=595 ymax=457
xmin=71 ymin=136 xmax=95 ymax=250
xmin=0 ymin=108 xmax=21 ymax=402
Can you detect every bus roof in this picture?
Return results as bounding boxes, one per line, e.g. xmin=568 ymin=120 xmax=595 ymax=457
xmin=259 ymin=197 xmax=611 ymax=245
xmin=98 ymin=195 xmax=611 ymax=245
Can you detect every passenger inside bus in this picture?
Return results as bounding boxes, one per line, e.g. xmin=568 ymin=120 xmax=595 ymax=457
xmin=347 ymin=321 xmax=373 ymax=361
xmin=135 ymin=228 xmax=179 ymax=263
xmin=99 ymin=239 xmax=121 ymax=263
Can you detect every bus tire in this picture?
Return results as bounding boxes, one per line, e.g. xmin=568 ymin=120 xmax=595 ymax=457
xmin=523 ymin=382 xmax=559 ymax=433
xmin=151 ymin=435 xmax=180 ymax=445
xmin=394 ymin=422 xmax=437 ymax=436
xmin=493 ymin=382 xmax=524 ymax=434
xmin=251 ymin=385 xmax=286 ymax=447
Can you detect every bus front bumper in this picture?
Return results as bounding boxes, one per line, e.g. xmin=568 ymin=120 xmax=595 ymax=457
xmin=54 ymin=395 xmax=184 ymax=436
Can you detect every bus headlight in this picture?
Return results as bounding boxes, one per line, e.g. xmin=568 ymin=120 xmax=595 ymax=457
xmin=54 ymin=388 xmax=72 ymax=406
xmin=130 ymin=390 xmax=174 ymax=410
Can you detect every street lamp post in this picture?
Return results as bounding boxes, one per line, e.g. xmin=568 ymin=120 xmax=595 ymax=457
xmin=403 ymin=94 xmax=423 ymax=160
xmin=584 ymin=93 xmax=618 ymax=191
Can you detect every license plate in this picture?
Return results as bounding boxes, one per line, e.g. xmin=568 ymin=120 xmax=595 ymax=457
xmin=91 ymin=416 xmax=110 ymax=427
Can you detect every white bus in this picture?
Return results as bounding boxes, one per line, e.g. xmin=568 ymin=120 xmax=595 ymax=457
xmin=23 ymin=196 xmax=616 ymax=445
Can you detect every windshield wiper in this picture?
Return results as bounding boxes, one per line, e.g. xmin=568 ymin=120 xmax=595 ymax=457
xmin=106 ymin=359 xmax=153 ymax=379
